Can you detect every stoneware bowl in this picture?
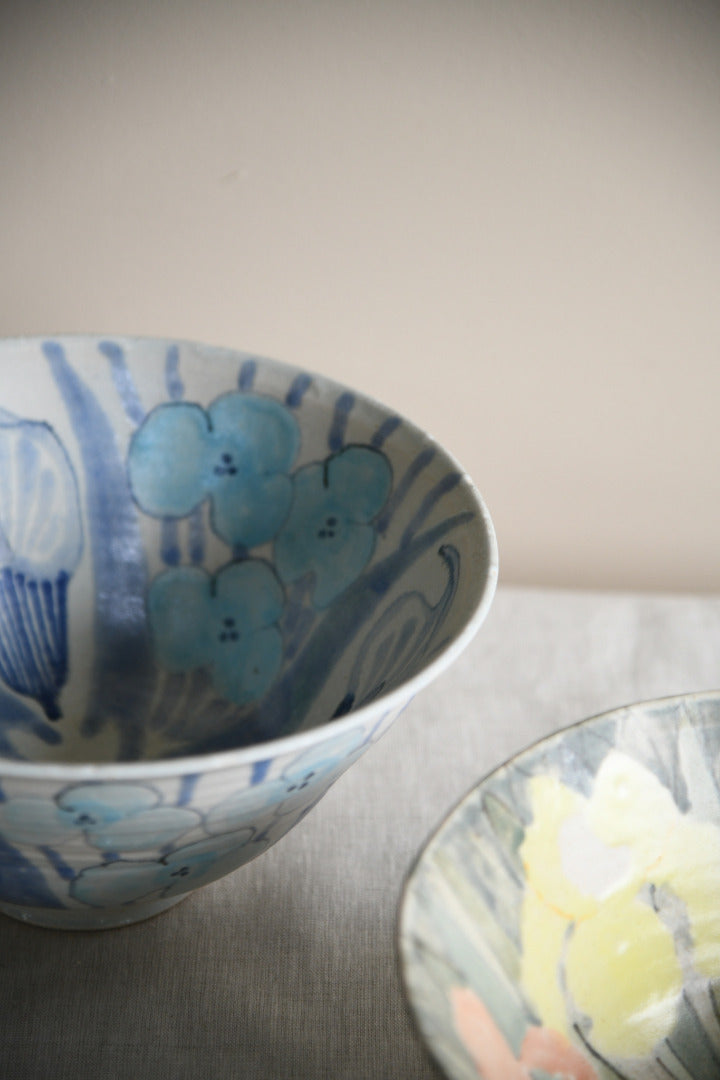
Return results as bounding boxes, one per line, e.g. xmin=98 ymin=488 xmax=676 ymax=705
xmin=0 ymin=335 xmax=497 ymax=929
xmin=399 ymin=691 xmax=720 ymax=1080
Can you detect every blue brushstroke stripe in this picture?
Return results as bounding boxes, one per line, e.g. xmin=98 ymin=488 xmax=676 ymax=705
xmin=238 ymin=359 xmax=257 ymax=391
xmin=0 ymin=587 xmax=25 ymax=689
xmin=98 ymin=341 xmax=146 ymax=426
xmin=165 ymin=344 xmax=184 ymax=400
xmin=188 ymin=507 xmax=205 ymax=564
xmin=0 ymin=570 xmax=43 ymax=699
xmin=375 ymin=445 xmax=436 ymax=535
xmin=44 ymin=340 xmax=154 ymax=759
xmin=177 ymin=773 xmax=200 ymax=806
xmin=328 ymin=392 xmax=355 ymax=452
xmin=41 ymin=574 xmax=66 ymax=673
xmin=27 ymin=579 xmax=58 ymax=680
xmin=54 ymin=573 xmax=70 ymax=681
xmin=285 ymin=373 xmax=312 ymax=408
xmin=161 ymin=519 xmax=181 ymax=566
xmin=400 ymin=473 xmax=463 ymax=547
xmin=38 ymin=844 xmax=76 ymax=882
xmin=0 ymin=835 xmax=65 ymax=907
xmin=251 ymin=759 xmax=272 ymax=785
xmin=371 ymin=416 xmax=401 ymax=449
xmin=0 ymin=684 xmax=62 ymax=759
xmin=0 ymin=572 xmax=72 ymax=720
xmin=14 ymin=573 xmax=54 ymax=692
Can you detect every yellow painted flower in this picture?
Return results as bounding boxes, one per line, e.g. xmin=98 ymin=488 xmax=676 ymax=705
xmin=519 ymin=749 xmax=720 ymax=1063
xmin=564 ymin=890 xmax=682 ymax=1058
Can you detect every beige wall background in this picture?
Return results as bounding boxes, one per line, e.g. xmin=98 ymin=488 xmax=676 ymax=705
xmin=1 ymin=0 xmax=719 ymax=592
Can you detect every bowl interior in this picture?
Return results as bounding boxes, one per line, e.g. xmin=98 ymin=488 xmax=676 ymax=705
xmin=399 ymin=692 xmax=720 ymax=1080
xmin=0 ymin=336 xmax=495 ymax=766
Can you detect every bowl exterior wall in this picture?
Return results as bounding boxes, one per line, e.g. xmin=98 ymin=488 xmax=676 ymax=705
xmin=0 ymin=702 xmax=400 ymax=927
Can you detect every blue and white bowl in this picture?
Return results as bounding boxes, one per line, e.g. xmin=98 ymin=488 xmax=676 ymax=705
xmin=0 ymin=335 xmax=497 ymax=928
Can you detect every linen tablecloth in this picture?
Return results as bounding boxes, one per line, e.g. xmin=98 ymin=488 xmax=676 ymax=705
xmin=2 ymin=585 xmax=720 ymax=1079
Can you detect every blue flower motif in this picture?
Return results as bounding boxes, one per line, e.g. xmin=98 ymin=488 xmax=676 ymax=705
xmin=205 ymin=727 xmax=367 ymax=835
xmin=274 ymin=446 xmax=392 ymax=608
xmin=70 ymin=829 xmax=258 ymax=907
xmin=148 ymin=560 xmax=285 ymax=705
xmin=127 ymin=393 xmax=300 ymax=549
xmin=0 ymin=783 xmax=199 ymax=852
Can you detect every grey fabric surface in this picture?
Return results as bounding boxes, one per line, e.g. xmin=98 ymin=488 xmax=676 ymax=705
xmin=2 ymin=584 xmax=720 ymax=1079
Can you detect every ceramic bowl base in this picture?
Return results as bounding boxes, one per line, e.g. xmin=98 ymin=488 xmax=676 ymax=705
xmin=0 ymin=894 xmax=185 ymax=930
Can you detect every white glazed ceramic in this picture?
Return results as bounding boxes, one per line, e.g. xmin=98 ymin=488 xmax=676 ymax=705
xmin=0 ymin=335 xmax=497 ymax=928
xmin=399 ymin=691 xmax=720 ymax=1080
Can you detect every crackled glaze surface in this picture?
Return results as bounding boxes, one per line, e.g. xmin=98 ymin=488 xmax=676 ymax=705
xmin=399 ymin=692 xmax=720 ymax=1080
xmin=0 ymin=335 xmax=496 ymax=927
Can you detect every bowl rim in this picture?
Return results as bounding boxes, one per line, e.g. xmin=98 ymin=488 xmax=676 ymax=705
xmin=0 ymin=332 xmax=499 ymax=781
xmin=396 ymin=687 xmax=720 ymax=1076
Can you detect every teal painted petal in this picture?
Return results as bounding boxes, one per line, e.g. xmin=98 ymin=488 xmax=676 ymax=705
xmin=212 ymin=624 xmax=283 ymax=706
xmin=57 ymin=783 xmax=158 ymax=825
xmin=70 ymin=859 xmax=167 ymax=907
xmin=205 ymin=779 xmax=289 ymax=835
xmin=283 ymin=727 xmax=366 ymax=788
xmin=148 ymin=561 xmax=284 ymax=705
xmin=148 ymin=567 xmax=214 ymax=670
xmin=156 ymin=831 xmax=256 ymax=896
xmin=210 ymin=470 xmax=293 ymax=549
xmin=85 ymin=806 xmax=199 ymax=852
xmin=128 ymin=393 xmax=299 ymax=549
xmin=275 ymin=727 xmax=367 ymax=814
xmin=71 ymin=830 xmax=257 ymax=908
xmin=71 ymin=831 xmax=258 ymax=909
xmin=274 ymin=447 xmax=391 ymax=608
xmin=273 ymin=465 xmax=331 ymax=579
xmin=213 ymin=561 xmax=284 ymax=628
xmin=204 ymin=394 xmax=299 ymax=547
xmin=208 ymin=393 xmax=300 ymax=474
xmin=312 ymin=524 xmax=375 ymax=608
xmin=0 ymin=797 xmax=76 ymax=846
xmin=128 ymin=403 xmax=210 ymax=517
xmin=325 ymin=446 xmax=392 ymax=521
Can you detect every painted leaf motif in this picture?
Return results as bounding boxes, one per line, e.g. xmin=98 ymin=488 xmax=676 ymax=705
xmin=0 ymin=416 xmax=84 ymax=719
xmin=0 ymin=418 xmax=83 ymax=577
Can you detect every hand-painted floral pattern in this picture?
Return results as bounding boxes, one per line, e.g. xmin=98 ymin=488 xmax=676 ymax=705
xmin=400 ymin=699 xmax=720 ymax=1080
xmin=0 ymin=415 xmax=84 ymax=719
xmin=70 ymin=829 xmax=257 ymax=907
xmin=0 ymin=337 xmax=490 ymax=928
xmin=274 ymin=445 xmax=392 ymax=608
xmin=205 ymin=727 xmax=367 ymax=834
xmin=520 ymin=750 xmax=720 ymax=1062
xmin=451 ymin=985 xmax=598 ymax=1080
xmin=0 ymin=783 xmax=199 ymax=851
xmin=148 ymin=561 xmax=284 ymax=706
xmin=127 ymin=393 xmax=300 ymax=549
